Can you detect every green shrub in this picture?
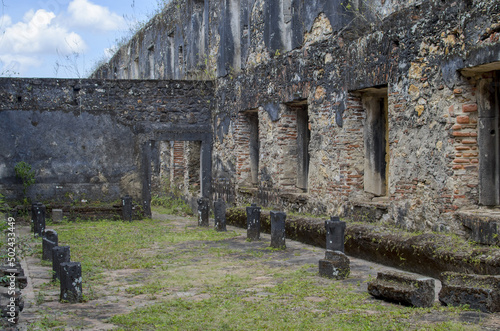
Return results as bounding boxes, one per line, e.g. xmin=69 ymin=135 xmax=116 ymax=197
xmin=14 ymin=161 xmax=35 ymax=201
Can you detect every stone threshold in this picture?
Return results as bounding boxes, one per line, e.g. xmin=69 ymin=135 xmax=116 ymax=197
xmin=226 ymin=207 xmax=500 ymax=279
xmin=457 ymin=209 xmax=500 ymax=246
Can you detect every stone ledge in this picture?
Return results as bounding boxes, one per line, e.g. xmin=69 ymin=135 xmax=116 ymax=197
xmin=368 ymin=271 xmax=435 ymax=308
xmin=457 ymin=210 xmax=500 ymax=246
xmin=344 ymin=200 xmax=388 ymax=223
xmin=226 ymin=207 xmax=500 ymax=278
xmin=439 ymin=272 xmax=500 ymax=313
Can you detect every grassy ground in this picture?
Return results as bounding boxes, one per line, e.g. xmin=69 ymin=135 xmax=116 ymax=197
xmin=21 ymin=208 xmax=489 ymax=330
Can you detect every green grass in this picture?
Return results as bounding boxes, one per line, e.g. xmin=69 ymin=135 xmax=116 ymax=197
xmin=53 ymin=217 xmax=238 ymax=279
xmin=41 ymin=214 xmax=484 ymax=331
xmin=110 ymin=266 xmax=475 ymax=331
xmin=151 ymin=194 xmax=193 ymax=216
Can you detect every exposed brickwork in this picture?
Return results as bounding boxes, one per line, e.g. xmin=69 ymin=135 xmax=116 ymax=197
xmin=234 ymin=112 xmax=252 ymax=185
xmin=78 ymin=0 xmax=500 ymax=236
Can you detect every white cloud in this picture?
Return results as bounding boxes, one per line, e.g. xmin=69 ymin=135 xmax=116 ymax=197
xmin=0 ymin=14 xmax=12 ymax=28
xmin=0 ymin=9 xmax=87 ymax=76
xmin=0 ymin=9 xmax=87 ymax=55
xmin=0 ymin=54 xmax=43 ymax=76
xmin=67 ymin=0 xmax=126 ymax=32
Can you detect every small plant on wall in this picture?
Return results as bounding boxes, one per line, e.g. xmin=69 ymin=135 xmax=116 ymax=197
xmin=14 ymin=161 xmax=35 ymax=204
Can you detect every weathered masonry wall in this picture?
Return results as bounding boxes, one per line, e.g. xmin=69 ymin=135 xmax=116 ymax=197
xmin=0 ymin=78 xmax=214 ymax=206
xmin=94 ymin=0 xmax=500 ymax=241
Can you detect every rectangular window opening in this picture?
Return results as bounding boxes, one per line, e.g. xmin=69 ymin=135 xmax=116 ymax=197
xmin=148 ymin=46 xmax=155 ymax=79
xmin=361 ymin=87 xmax=389 ymax=197
xmin=296 ymin=104 xmax=310 ymax=192
xmin=248 ymin=112 xmax=260 ymax=186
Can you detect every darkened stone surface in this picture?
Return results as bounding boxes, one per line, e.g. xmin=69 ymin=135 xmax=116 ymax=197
xmin=325 ymin=216 xmax=346 ymax=253
xmin=270 ymin=211 xmax=286 ymax=249
xmin=439 ymin=272 xmax=500 ymax=313
xmin=52 ymin=246 xmax=70 ymax=281
xmin=197 ymin=197 xmax=209 ymax=227
xmin=246 ymin=204 xmax=261 ymax=241
xmin=319 ymin=250 xmax=350 ymax=280
xmin=458 ymin=211 xmax=500 ymax=246
xmin=214 ymin=199 xmax=227 ymax=232
xmin=122 ymin=195 xmax=132 ymax=222
xmin=368 ymin=271 xmax=435 ymax=308
xmin=30 ymin=203 xmax=38 ymax=232
xmin=59 ymin=262 xmax=83 ymax=303
xmin=42 ymin=238 xmax=57 ymax=262
xmin=33 ymin=203 xmax=46 ymax=237
xmin=263 ymin=103 xmax=280 ymax=122
xmin=43 ymin=229 xmax=58 ymax=244
xmin=0 ymin=78 xmax=214 ymax=203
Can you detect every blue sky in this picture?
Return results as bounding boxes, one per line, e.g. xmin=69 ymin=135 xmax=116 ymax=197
xmin=0 ymin=0 xmax=163 ymax=78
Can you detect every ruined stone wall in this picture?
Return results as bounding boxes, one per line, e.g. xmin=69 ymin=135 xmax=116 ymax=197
xmin=0 ymin=78 xmax=214 ymax=203
xmin=94 ymin=0 xmax=500 ymax=236
xmin=211 ymin=0 xmax=500 ymax=233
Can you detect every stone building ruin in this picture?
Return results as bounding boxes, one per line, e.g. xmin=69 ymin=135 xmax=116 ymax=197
xmin=2 ymin=0 xmax=500 ymax=244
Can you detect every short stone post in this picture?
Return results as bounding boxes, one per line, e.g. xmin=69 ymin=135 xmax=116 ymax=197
xmin=214 ymin=199 xmax=227 ymax=232
xmin=270 ymin=211 xmax=286 ymax=249
xmin=197 ymin=197 xmax=209 ymax=227
xmin=319 ymin=216 xmax=350 ymax=280
xmin=59 ymin=262 xmax=83 ymax=303
xmin=325 ymin=216 xmax=346 ymax=253
xmin=246 ymin=204 xmax=261 ymax=241
xmin=42 ymin=229 xmax=58 ymax=261
xmin=31 ymin=202 xmax=38 ymax=232
xmin=122 ymin=195 xmax=133 ymax=222
xmin=34 ymin=203 xmax=46 ymax=237
xmin=52 ymin=246 xmax=70 ymax=281
xmin=52 ymin=209 xmax=63 ymax=223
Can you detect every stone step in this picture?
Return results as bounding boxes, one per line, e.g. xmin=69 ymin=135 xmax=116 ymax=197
xmin=367 ymin=271 xmax=435 ymax=308
xmin=439 ymin=272 xmax=500 ymax=313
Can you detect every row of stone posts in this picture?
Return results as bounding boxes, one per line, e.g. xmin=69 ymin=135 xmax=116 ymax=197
xmin=197 ymin=199 xmax=348 ymax=274
xmin=33 ymin=203 xmax=83 ymax=303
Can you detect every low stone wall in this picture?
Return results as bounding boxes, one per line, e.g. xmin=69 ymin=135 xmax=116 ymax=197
xmin=10 ymin=203 xmax=143 ymax=222
xmin=226 ymin=207 xmax=500 ymax=278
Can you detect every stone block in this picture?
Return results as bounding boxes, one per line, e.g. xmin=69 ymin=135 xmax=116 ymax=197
xmin=52 ymin=209 xmax=63 ymax=223
xmin=59 ymin=262 xmax=83 ymax=303
xmin=439 ymin=272 xmax=500 ymax=313
xmin=325 ymin=216 xmax=346 ymax=253
xmin=43 ymin=229 xmax=58 ymax=244
xmin=122 ymin=195 xmax=132 ymax=222
xmin=246 ymin=204 xmax=261 ymax=241
xmin=197 ymin=197 xmax=209 ymax=227
xmin=42 ymin=238 xmax=57 ymax=262
xmin=0 ymin=263 xmax=27 ymax=289
xmin=318 ymin=250 xmax=350 ymax=280
xmin=52 ymin=246 xmax=70 ymax=281
xmin=458 ymin=211 xmax=500 ymax=246
xmin=367 ymin=271 xmax=435 ymax=308
xmin=33 ymin=203 xmax=46 ymax=237
xmin=214 ymin=199 xmax=227 ymax=232
xmin=270 ymin=211 xmax=286 ymax=249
